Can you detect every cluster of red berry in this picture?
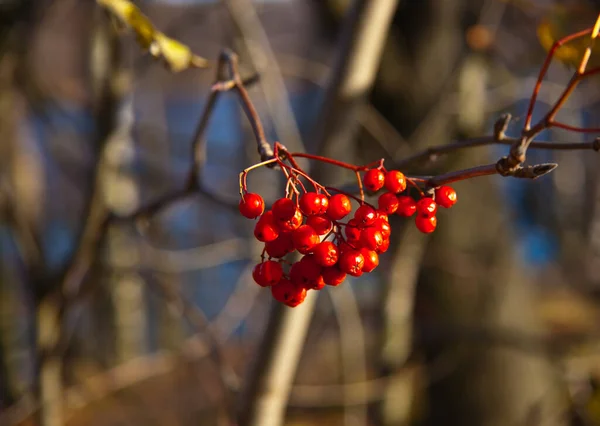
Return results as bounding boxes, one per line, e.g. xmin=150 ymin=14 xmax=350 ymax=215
xmin=238 ymin=166 xmax=457 ymax=308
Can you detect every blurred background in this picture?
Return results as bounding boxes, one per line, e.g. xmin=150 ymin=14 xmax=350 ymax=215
xmin=2 ymin=0 xmax=600 ymax=425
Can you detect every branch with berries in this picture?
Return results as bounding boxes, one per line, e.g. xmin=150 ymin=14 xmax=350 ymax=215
xmin=238 ymin=13 xmax=600 ymax=307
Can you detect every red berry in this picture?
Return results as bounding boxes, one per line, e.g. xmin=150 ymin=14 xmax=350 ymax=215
xmin=360 ymin=248 xmax=379 ymax=273
xmin=376 ymin=238 xmax=390 ymax=254
xmin=265 ymin=232 xmax=294 ymax=258
xmin=435 ymin=186 xmax=457 ymax=208
xmin=290 ymin=256 xmax=323 ymax=290
xmin=327 ymin=194 xmax=352 ymax=220
xmin=312 ymin=241 xmax=339 ymax=267
xmin=278 ymin=209 xmax=303 ymax=232
xmin=376 ymin=211 xmax=389 ymax=222
xmin=338 ymin=250 xmax=365 ymax=277
xmin=306 ymin=215 xmax=333 ymax=235
xmin=272 ymin=198 xmax=297 ymax=221
xmin=252 ymin=261 xmax=283 ymax=287
xmin=344 ymin=219 xmax=362 ymax=247
xmin=292 ymin=225 xmax=320 ymax=254
xmin=374 ymin=218 xmax=391 ymax=239
xmin=254 ymin=212 xmax=279 ymax=242
xmin=322 ymin=266 xmax=346 ymax=286
xmin=417 ymin=197 xmax=437 ymax=217
xmin=378 ymin=192 xmax=399 ymax=214
xmin=271 ymin=279 xmax=307 ymax=307
xmin=360 ymin=227 xmax=384 ymax=251
xmin=354 ymin=205 xmax=377 ymax=227
xmin=299 ymin=192 xmax=323 ymax=216
xmin=239 ymin=193 xmax=265 ymax=219
xmin=363 ymin=169 xmax=385 ymax=192
xmin=384 ymin=170 xmax=407 ymax=194
xmin=396 ymin=196 xmax=417 ymax=217
xmin=415 ymin=215 xmax=437 ymax=233
xmin=316 ymin=194 xmax=329 ymax=214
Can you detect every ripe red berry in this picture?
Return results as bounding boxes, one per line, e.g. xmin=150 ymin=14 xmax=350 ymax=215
xmin=384 ymin=170 xmax=407 ymax=194
xmin=272 ymin=198 xmax=297 ymax=221
xmin=299 ymin=192 xmax=323 ymax=216
xmin=254 ymin=212 xmax=279 ymax=242
xmin=239 ymin=193 xmax=265 ymax=219
xmin=378 ymin=192 xmax=399 ymax=214
xmin=306 ymin=215 xmax=333 ymax=235
xmin=292 ymin=225 xmax=320 ymax=254
xmin=316 ymin=194 xmax=329 ymax=214
xmin=252 ymin=261 xmax=283 ymax=287
xmin=415 ymin=215 xmax=437 ymax=233
xmin=327 ymin=194 xmax=352 ymax=220
xmin=374 ymin=218 xmax=391 ymax=239
xmin=376 ymin=237 xmax=390 ymax=254
xmin=360 ymin=248 xmax=379 ymax=273
xmin=322 ymin=266 xmax=346 ymax=286
xmin=271 ymin=279 xmax=307 ymax=307
xmin=290 ymin=256 xmax=323 ymax=290
xmin=416 ymin=197 xmax=437 ymax=217
xmin=354 ymin=205 xmax=377 ymax=227
xmin=360 ymin=227 xmax=384 ymax=251
xmin=344 ymin=219 xmax=362 ymax=247
xmin=363 ymin=169 xmax=385 ymax=192
xmin=338 ymin=250 xmax=365 ymax=277
xmin=265 ymin=232 xmax=294 ymax=258
xmin=278 ymin=209 xmax=303 ymax=232
xmin=396 ymin=196 xmax=417 ymax=217
xmin=376 ymin=211 xmax=389 ymax=222
xmin=312 ymin=241 xmax=339 ymax=267
xmin=435 ymin=186 xmax=457 ymax=208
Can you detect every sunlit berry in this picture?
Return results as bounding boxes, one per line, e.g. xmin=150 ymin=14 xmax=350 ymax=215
xmin=354 ymin=205 xmax=377 ymax=227
xmin=312 ymin=241 xmax=339 ymax=267
xmin=396 ymin=196 xmax=417 ymax=217
xmin=252 ymin=260 xmax=283 ymax=287
xmin=254 ymin=212 xmax=279 ymax=242
xmin=306 ymin=215 xmax=333 ymax=235
xmin=374 ymin=218 xmax=391 ymax=239
xmin=360 ymin=248 xmax=379 ymax=273
xmin=415 ymin=215 xmax=437 ymax=233
xmin=265 ymin=232 xmax=294 ymax=258
xmin=435 ymin=186 xmax=457 ymax=208
xmin=376 ymin=238 xmax=390 ymax=254
xmin=338 ymin=250 xmax=365 ymax=277
xmin=360 ymin=227 xmax=384 ymax=251
xmin=344 ymin=219 xmax=362 ymax=247
xmin=239 ymin=193 xmax=265 ymax=219
xmin=299 ymin=192 xmax=323 ymax=216
xmin=416 ymin=197 xmax=437 ymax=217
xmin=378 ymin=192 xmax=399 ymax=214
xmin=278 ymin=209 xmax=303 ymax=232
xmin=322 ymin=266 xmax=347 ymax=286
xmin=327 ymin=194 xmax=352 ymax=220
xmin=292 ymin=225 xmax=319 ymax=254
xmin=384 ymin=170 xmax=407 ymax=194
xmin=271 ymin=279 xmax=307 ymax=307
xmin=272 ymin=198 xmax=297 ymax=221
xmin=363 ymin=169 xmax=385 ymax=192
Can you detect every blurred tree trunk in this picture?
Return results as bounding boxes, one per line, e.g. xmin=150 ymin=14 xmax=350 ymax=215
xmin=369 ymin=1 xmax=566 ymax=425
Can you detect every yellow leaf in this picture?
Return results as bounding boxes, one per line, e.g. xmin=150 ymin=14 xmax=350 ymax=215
xmin=96 ymin=0 xmax=209 ymax=72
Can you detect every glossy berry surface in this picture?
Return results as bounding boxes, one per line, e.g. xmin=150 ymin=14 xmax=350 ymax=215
xmin=312 ymin=241 xmax=339 ymax=267
xmin=360 ymin=227 xmax=384 ymax=251
xmin=272 ymin=198 xmax=297 ymax=221
xmin=384 ymin=170 xmax=407 ymax=194
xmin=360 ymin=248 xmax=379 ymax=273
xmin=338 ymin=250 xmax=365 ymax=277
xmin=363 ymin=169 xmax=385 ymax=192
xmin=271 ymin=279 xmax=307 ymax=307
xmin=415 ymin=215 xmax=437 ymax=233
xmin=265 ymin=232 xmax=294 ymax=258
xmin=299 ymin=192 xmax=323 ymax=216
xmin=254 ymin=212 xmax=279 ymax=242
xmin=252 ymin=261 xmax=283 ymax=287
xmin=306 ymin=215 xmax=333 ymax=235
xmin=417 ymin=197 xmax=437 ymax=217
xmin=435 ymin=186 xmax=457 ymax=208
xmin=396 ymin=196 xmax=417 ymax=217
xmin=327 ymin=194 xmax=352 ymax=220
xmin=354 ymin=205 xmax=377 ymax=227
xmin=239 ymin=193 xmax=265 ymax=219
xmin=378 ymin=192 xmax=399 ymax=214
xmin=292 ymin=225 xmax=320 ymax=254
xmin=322 ymin=266 xmax=346 ymax=286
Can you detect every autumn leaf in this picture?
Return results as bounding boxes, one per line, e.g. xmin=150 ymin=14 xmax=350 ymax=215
xmin=96 ymin=0 xmax=209 ymax=72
